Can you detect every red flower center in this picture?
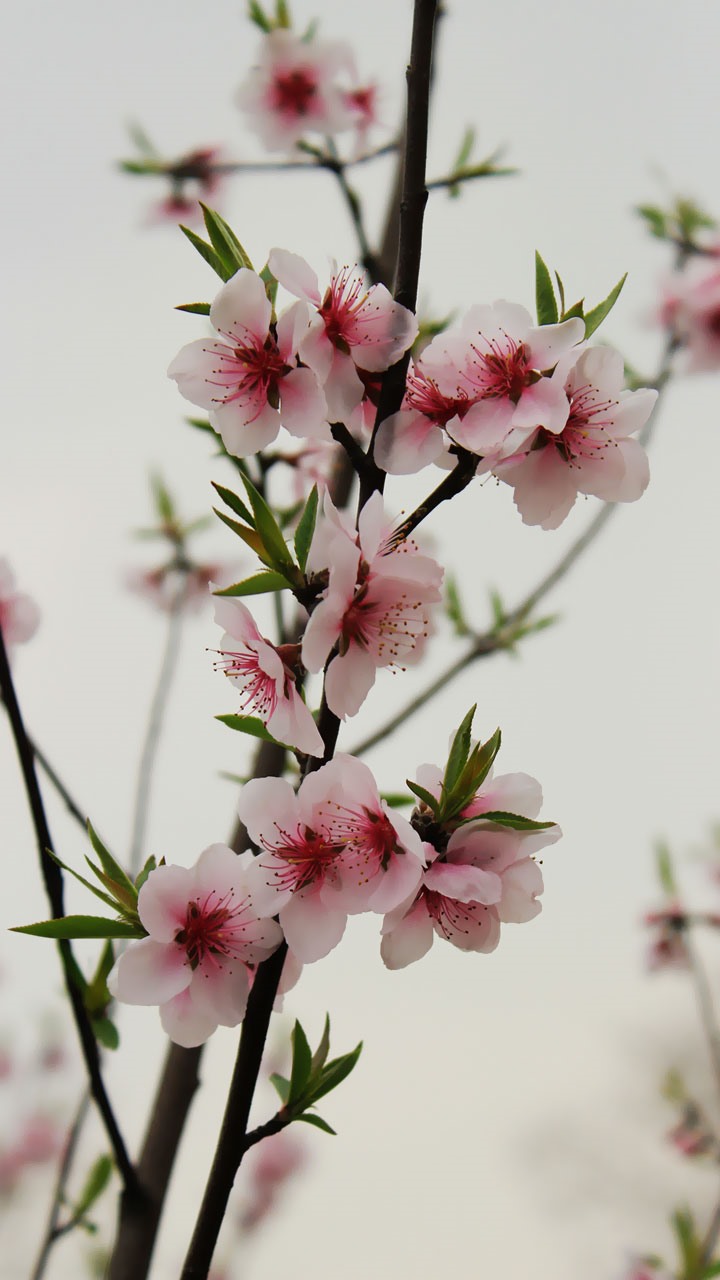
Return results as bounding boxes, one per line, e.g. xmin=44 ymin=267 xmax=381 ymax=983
xmin=272 ymin=70 xmax=317 ymax=118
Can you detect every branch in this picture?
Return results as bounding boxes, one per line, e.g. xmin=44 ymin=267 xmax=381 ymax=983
xmin=31 ymin=1090 xmax=91 ymax=1280
xmin=0 ymin=626 xmax=136 ymax=1193
xmin=361 ymin=0 xmax=440 ymax=508
xmin=128 ymin=574 xmax=188 ymax=878
xmin=388 ymin=449 xmax=477 ymax=544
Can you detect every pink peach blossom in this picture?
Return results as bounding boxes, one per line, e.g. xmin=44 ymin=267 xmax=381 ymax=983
xmin=238 ymin=755 xmax=424 ymax=962
xmin=240 ymin=1130 xmax=307 ymax=1232
xmin=168 ymin=267 xmax=328 ymax=458
xmin=495 ymin=346 xmax=655 ymax=529
xmin=213 ymin=596 xmax=323 ymax=757
xmin=302 ymin=492 xmax=443 ymax=719
xmin=108 ymin=845 xmax=283 ymax=1047
xmin=269 ymin=250 xmax=418 ymax=423
xmin=381 ymin=814 xmax=560 ymax=969
xmin=661 ymin=257 xmax=720 ymax=370
xmin=0 ymin=558 xmax=40 ymax=651
xmin=236 ymin=30 xmax=354 ymax=152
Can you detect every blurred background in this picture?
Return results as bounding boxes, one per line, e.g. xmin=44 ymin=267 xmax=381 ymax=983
xmin=2 ymin=0 xmax=720 ymax=1275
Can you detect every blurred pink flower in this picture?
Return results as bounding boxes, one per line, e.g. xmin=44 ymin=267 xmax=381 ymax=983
xmin=237 ymin=30 xmax=354 ymax=151
xmin=240 ymin=1130 xmax=307 ymax=1232
xmin=661 ymin=257 xmax=720 ymax=370
xmin=0 ymin=558 xmax=40 ymax=650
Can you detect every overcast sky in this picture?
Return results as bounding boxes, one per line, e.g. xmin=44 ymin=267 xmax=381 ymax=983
xmin=3 ymin=2 xmax=720 ymax=1277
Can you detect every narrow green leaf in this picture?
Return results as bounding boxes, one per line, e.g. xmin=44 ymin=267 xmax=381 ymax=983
xmin=380 ymin=792 xmax=414 ymax=808
xmin=554 ymin=271 xmax=566 ymax=314
xmin=12 ymin=916 xmax=141 ymax=941
xmin=239 ymin=472 xmax=294 ymax=570
xmin=471 ymin=810 xmax=556 ymax=832
xmin=260 ymin=261 xmax=278 ymax=309
xmin=215 ymin=714 xmax=285 ymax=748
xmin=275 ymin=0 xmax=291 ymax=27
xmin=127 ymin=121 xmax=158 ymax=158
xmin=535 ymin=251 xmax=559 ymax=326
xmin=213 ymin=508 xmax=266 ymax=560
xmin=443 ymin=705 xmax=477 ymax=796
xmin=151 ymin=475 xmax=175 ymax=523
xmin=270 ymin=1072 xmax=290 ymax=1104
xmin=296 ymin=1113 xmax=336 ymax=1135
xmin=84 ymin=860 xmax=138 ymax=913
xmin=176 ymin=302 xmax=211 ymax=316
xmin=445 ymin=576 xmax=469 ymax=636
xmin=289 ymin=1020 xmax=313 ymax=1102
xmin=46 ymin=850 xmax=118 ymax=913
xmin=92 ymin=1017 xmax=120 ymax=1051
xmin=699 ymin=1263 xmax=720 ymax=1278
xmin=655 ymin=840 xmax=677 ymax=896
xmin=74 ymin=1155 xmax=113 ymax=1220
xmin=201 ymin=204 xmax=254 ymax=275
xmin=310 ymin=1042 xmax=363 ymax=1105
xmin=562 ymin=299 xmax=585 ymax=321
xmin=310 ymin=1015 xmax=331 ymax=1074
xmin=583 ymin=273 xmax=627 ymax=339
xmin=135 ymin=855 xmax=157 ymax=893
xmin=85 ymin=940 xmax=115 ymax=1014
xmin=86 ymin=822 xmax=136 ymax=898
xmin=214 ymin=571 xmax=290 ymax=598
xmin=406 ymin=780 xmax=441 ymax=816
xmin=179 ymin=225 xmax=231 ymax=281
xmin=293 ymin=485 xmax=319 ymax=572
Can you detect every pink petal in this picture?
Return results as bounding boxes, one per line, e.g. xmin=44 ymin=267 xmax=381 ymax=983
xmin=267 ymin=688 xmax=324 ymax=757
xmin=280 ymin=891 xmax=347 ymax=962
xmin=280 ymin=367 xmax=330 ymax=439
xmin=497 ymin=858 xmax=544 ymax=923
xmin=373 ymin=410 xmax=447 ymax=475
xmin=380 ymin=899 xmax=433 ymax=970
xmin=323 ymin=646 xmax=377 ymax=718
xmin=268 ymin=248 xmax=321 ymax=305
xmin=109 ymin=938 xmax=190 ymax=1005
xmin=210 ymin=269 xmax=271 ymax=342
xmin=159 ymin=986 xmax=220 ymax=1048
xmin=138 ymin=865 xmax=194 ymax=940
xmin=423 ymin=860 xmax=502 ymax=905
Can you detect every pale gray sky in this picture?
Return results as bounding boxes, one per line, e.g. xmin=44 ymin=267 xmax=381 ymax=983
xmin=3 ymin=2 xmax=720 ymax=1277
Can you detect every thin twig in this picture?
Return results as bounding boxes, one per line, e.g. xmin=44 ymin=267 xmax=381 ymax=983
xmin=128 ymin=574 xmax=188 ymax=879
xmin=32 ymin=1090 xmax=91 ymax=1280
xmin=0 ymin=626 xmax=136 ymax=1193
xmin=389 ymin=450 xmax=477 ymax=543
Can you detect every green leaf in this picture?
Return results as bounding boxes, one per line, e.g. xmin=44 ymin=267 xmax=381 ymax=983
xmin=562 ymin=299 xmax=585 ymax=322
xmin=151 ymin=475 xmax=175 ymax=524
xmin=46 ymin=850 xmax=119 ymax=914
xmin=445 ymin=576 xmax=469 ymax=636
xmin=12 ymin=916 xmax=141 ymax=940
xmin=92 ymin=1017 xmax=120 ymax=1051
xmin=406 ymin=780 xmax=441 ymax=816
xmin=310 ymin=1014 xmax=331 ymax=1074
xmin=135 ymin=855 xmax=157 ymax=893
xmin=84 ymin=859 xmax=138 ymax=914
xmin=213 ymin=508 xmax=266 ymax=560
xmin=214 ymin=570 xmax=290 ymax=598
xmin=454 ymin=125 xmax=475 ymax=171
xmin=443 ymin=705 xmax=477 ymax=796
xmin=86 ymin=823 xmax=136 ymax=899
xmin=260 ymin=261 xmax=278 ymax=309
xmin=85 ymin=940 xmax=115 ymax=1014
xmin=380 ymin=792 xmax=414 ymax=808
xmin=293 ymin=485 xmax=319 ymax=572
xmin=535 ymin=251 xmax=559 ymax=326
xmin=289 ymin=1020 xmax=313 ymax=1102
xmin=655 ymin=840 xmax=677 ymax=896
xmin=270 ymin=1072 xmax=290 ymax=1104
xmin=275 ymin=0 xmax=291 ymax=28
xmin=699 ymin=1264 xmax=720 ymax=1278
xmin=176 ymin=301 xmax=211 ymax=316
xmin=179 ymin=225 xmax=230 ymax=281
xmin=127 ymin=120 xmax=158 ymax=158
xmin=248 ymin=0 xmax=271 ymax=29
xmin=471 ymin=810 xmax=557 ymax=832
xmin=310 ymin=1042 xmax=363 ymax=1105
xmin=238 ymin=472 xmax=294 ymax=572
xmin=201 ymin=204 xmax=254 ymax=276
xmin=554 ymin=271 xmax=566 ymax=314
xmin=296 ymin=1113 xmax=336 ymax=1135
xmin=74 ymin=1155 xmax=113 ymax=1220
xmin=583 ymin=273 xmax=627 ymax=339
xmin=215 ymin=714 xmax=285 ymax=747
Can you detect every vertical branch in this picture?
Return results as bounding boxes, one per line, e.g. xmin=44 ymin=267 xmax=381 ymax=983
xmin=361 ymin=0 xmax=439 ymax=508
xmin=0 ymin=626 xmax=136 ymax=1192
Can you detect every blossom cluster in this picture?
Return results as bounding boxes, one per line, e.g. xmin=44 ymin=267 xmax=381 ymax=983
xmin=110 ymin=733 xmax=558 ymax=1045
xmin=376 ymin=303 xmax=658 ymax=529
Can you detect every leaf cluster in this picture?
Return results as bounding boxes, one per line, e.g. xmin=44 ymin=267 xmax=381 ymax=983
xmin=637 ymin=197 xmax=716 ymax=252
xmin=269 ymin=1016 xmax=362 ymax=1136
xmin=213 ymin=474 xmax=318 ymax=594
xmin=175 ymin=206 xmax=278 ymax=313
xmin=407 ymin=706 xmax=555 ymax=833
xmin=535 ymin=250 xmax=626 ymax=340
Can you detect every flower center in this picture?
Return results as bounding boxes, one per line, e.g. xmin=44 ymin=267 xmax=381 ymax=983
xmin=271 ymin=69 xmax=317 ymax=118
xmin=405 ymin=368 xmax=470 ymax=424
xmin=544 ymin=382 xmax=619 ymax=466
xmin=425 ymin=889 xmax=490 ymax=940
xmin=263 ymin=824 xmax=344 ymax=893
xmin=174 ymin=892 xmax=247 ymax=969
xmin=466 ymin=336 xmax=532 ymax=402
xmin=214 ymin=648 xmax=279 ymax=719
